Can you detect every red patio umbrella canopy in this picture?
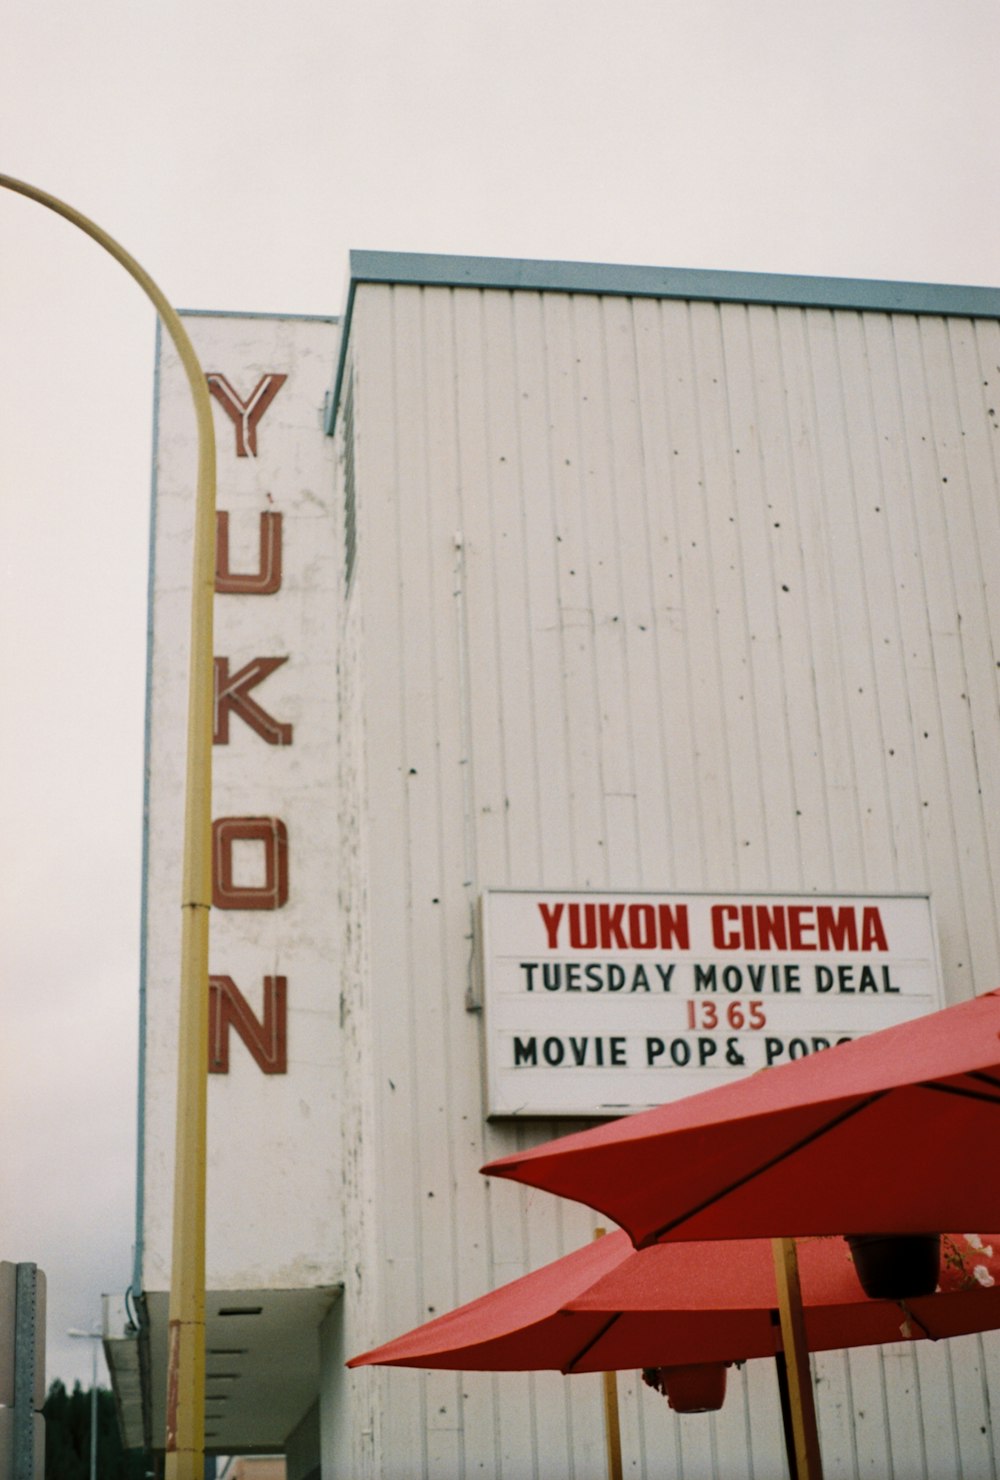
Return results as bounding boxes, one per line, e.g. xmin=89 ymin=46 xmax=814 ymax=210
xmin=348 ymin=1230 xmax=1000 ymax=1375
xmin=482 ymin=990 xmax=1000 ymax=1248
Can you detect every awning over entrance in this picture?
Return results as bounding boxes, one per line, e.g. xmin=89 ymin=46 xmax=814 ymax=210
xmin=104 ymin=1286 xmax=339 ymax=1455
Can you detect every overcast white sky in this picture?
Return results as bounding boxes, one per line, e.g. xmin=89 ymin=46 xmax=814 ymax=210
xmin=2 ymin=0 xmax=999 ymax=1395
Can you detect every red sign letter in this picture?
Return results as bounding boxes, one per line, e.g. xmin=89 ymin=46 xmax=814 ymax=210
xmin=206 ymin=372 xmax=287 ymax=457
xmin=214 ymin=657 xmax=293 ymax=746
xmin=209 ymin=974 xmax=287 ymax=1074
xmin=212 ymin=817 xmax=289 ymax=910
xmin=216 ymin=511 xmax=283 ymax=595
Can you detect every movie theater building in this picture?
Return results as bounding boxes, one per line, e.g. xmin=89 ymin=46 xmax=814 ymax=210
xmin=104 ymin=253 xmax=1000 ymax=1478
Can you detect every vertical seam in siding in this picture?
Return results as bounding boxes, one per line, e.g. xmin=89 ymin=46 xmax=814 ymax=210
xmin=772 ymin=308 xmax=837 ymax=887
xmin=684 ymin=300 xmax=740 ymax=885
xmin=393 ymin=283 xmax=432 ymax=1480
xmin=655 ymin=299 xmax=710 ymax=886
xmin=744 ymin=305 xmax=806 ymax=890
xmin=597 ymin=294 xmax=641 ymax=881
xmin=716 ymin=301 xmax=773 ymax=889
xmin=568 ymin=293 xmax=611 ymax=884
xmin=832 ymin=309 xmax=897 ymax=886
xmin=860 ymin=311 xmax=933 ymax=895
xmin=939 ymin=318 xmax=1000 ymax=975
xmin=418 ymin=283 xmax=468 ymax=1473
xmin=904 ymin=315 xmax=982 ymax=994
xmin=802 ymin=307 xmax=867 ymax=888
xmin=625 ymin=295 xmax=678 ymax=886
xmin=508 ymin=290 xmax=547 ymax=885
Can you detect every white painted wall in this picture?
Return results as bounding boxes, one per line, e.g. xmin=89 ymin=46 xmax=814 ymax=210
xmin=329 ymin=278 xmax=1000 ymax=1478
xmin=142 ymin=313 xmax=342 ymax=1294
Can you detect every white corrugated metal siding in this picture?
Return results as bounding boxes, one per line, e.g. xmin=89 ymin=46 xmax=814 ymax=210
xmin=329 ymin=279 xmax=1000 ymax=1478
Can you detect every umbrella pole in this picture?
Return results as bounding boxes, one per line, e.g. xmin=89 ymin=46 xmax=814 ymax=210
xmin=771 ymin=1237 xmax=824 ymax=1480
xmin=602 ymin=1368 xmax=624 ymax=1480
xmin=774 ymin=1351 xmax=801 ymax=1480
xmin=593 ymin=1229 xmax=624 ymax=1480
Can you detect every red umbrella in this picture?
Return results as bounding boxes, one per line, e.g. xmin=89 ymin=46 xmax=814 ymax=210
xmin=481 ymin=989 xmax=1000 ymax=1248
xmin=349 ymin=1229 xmax=1000 ymax=1479
xmin=348 ymin=1229 xmax=1000 ymax=1375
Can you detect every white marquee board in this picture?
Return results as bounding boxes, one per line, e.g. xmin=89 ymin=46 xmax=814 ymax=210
xmin=482 ymin=889 xmax=944 ymax=1116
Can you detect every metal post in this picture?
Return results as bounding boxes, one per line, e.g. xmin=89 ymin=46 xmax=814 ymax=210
xmin=13 ymin=1267 xmax=39 ymax=1480
xmin=0 ymin=175 xmax=217 ymax=1480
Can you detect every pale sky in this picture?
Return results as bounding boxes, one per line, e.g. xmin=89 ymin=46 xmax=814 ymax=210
xmin=2 ymin=0 xmax=999 ymax=1393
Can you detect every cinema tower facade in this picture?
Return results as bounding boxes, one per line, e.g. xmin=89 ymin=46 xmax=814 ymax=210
xmin=104 ymin=253 xmax=1000 ymax=1479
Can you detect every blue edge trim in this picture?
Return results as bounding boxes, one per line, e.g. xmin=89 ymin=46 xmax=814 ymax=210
xmin=324 ymin=249 xmax=1000 ymax=436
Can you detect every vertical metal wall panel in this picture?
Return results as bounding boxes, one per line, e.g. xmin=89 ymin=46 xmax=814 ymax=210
xmin=630 ymin=296 xmax=705 ymax=885
xmin=535 ymin=290 xmax=605 ymax=884
xmin=511 ymin=292 xmax=582 ymax=886
xmin=331 ymin=275 xmax=1000 ymax=1478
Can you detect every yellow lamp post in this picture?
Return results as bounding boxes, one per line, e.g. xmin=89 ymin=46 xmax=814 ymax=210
xmin=0 ymin=174 xmax=215 ymax=1480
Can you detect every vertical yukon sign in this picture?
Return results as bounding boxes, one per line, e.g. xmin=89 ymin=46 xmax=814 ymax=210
xmin=142 ymin=314 xmax=341 ymax=1290
xmin=482 ymin=889 xmax=943 ymax=1117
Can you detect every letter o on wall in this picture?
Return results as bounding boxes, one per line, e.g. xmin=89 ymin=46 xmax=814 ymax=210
xmin=212 ymin=816 xmax=289 ymax=909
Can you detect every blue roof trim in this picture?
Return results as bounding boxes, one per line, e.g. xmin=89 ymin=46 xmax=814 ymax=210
xmin=349 ymin=250 xmax=1000 ymax=313
xmin=324 ymin=250 xmax=1000 ymax=435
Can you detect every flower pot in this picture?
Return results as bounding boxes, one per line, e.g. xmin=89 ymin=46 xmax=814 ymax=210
xmin=654 ymin=1362 xmax=729 ymax=1413
xmin=846 ymin=1233 xmax=941 ymax=1299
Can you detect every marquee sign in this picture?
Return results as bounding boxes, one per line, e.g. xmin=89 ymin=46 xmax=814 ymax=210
xmin=482 ymin=889 xmax=944 ymax=1117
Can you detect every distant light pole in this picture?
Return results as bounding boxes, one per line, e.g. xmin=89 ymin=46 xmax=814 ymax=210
xmin=67 ymin=1328 xmax=101 ymax=1480
xmin=2 ymin=174 xmax=216 ymax=1480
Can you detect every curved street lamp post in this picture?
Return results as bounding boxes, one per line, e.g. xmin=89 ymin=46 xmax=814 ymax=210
xmin=2 ymin=174 xmax=216 ymax=1480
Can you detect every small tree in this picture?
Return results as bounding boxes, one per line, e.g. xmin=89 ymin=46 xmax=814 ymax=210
xmin=43 ymin=1380 xmax=148 ymax=1479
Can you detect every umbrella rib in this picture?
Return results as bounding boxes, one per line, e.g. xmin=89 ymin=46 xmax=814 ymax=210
xmin=920 ymin=1078 xmax=1000 ymax=1105
xmin=641 ymin=1092 xmax=887 ymax=1245
xmin=563 ymin=1312 xmax=623 ymax=1374
xmin=897 ymin=1300 xmax=935 ymax=1341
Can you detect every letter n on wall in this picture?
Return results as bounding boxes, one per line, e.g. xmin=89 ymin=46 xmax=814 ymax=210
xmin=209 ymin=974 xmax=288 ymax=1074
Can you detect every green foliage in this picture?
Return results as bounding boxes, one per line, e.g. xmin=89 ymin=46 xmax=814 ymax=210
xmin=42 ymin=1381 xmax=149 ymax=1480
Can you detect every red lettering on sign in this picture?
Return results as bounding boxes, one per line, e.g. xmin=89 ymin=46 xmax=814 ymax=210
xmin=538 ymin=898 xmax=692 ymax=950
xmin=212 ymin=816 xmax=289 ymax=910
xmin=712 ymin=902 xmax=891 ymax=952
xmin=206 ymin=372 xmax=287 ymax=457
xmin=712 ymin=904 xmax=739 ymax=948
xmin=214 ymin=656 xmax=293 ymax=746
xmin=861 ymin=907 xmax=889 ymax=951
xmin=538 ymin=901 xmax=563 ymax=948
xmin=788 ymin=906 xmax=814 ymax=951
xmin=209 ymin=974 xmax=287 ymax=1074
xmin=598 ymin=903 xmax=627 ymax=950
xmin=216 ymin=511 xmax=283 ymax=594
xmin=658 ymin=903 xmax=690 ymax=949
xmin=814 ymin=907 xmax=857 ymax=951
xmin=568 ymin=904 xmax=597 ymax=949
xmin=627 ymin=903 xmax=656 ymax=948
xmin=755 ymin=906 xmax=788 ymax=951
